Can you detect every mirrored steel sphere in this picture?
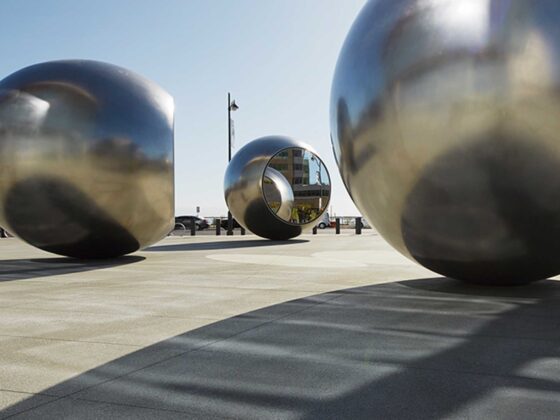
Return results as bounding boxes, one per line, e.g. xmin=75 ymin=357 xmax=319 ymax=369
xmin=331 ymin=0 xmax=560 ymax=284
xmin=224 ymin=136 xmax=331 ymax=240
xmin=0 ymin=60 xmax=174 ymax=258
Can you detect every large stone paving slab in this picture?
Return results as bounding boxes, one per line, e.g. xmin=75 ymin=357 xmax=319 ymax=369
xmin=1 ymin=234 xmax=560 ymax=418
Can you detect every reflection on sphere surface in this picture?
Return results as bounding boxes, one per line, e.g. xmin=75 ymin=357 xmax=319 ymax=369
xmin=331 ymin=0 xmax=560 ymax=284
xmin=0 ymin=60 xmax=174 ymax=258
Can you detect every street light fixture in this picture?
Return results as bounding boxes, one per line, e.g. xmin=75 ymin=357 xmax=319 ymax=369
xmin=227 ymin=93 xmax=239 ymax=235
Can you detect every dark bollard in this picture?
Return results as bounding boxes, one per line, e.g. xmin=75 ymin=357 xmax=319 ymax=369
xmin=216 ymin=219 xmax=221 ymax=236
xmin=356 ymin=217 xmax=362 ymax=235
xmin=190 ymin=220 xmax=196 ymax=236
xmin=312 ymin=226 xmax=318 ymax=235
xmin=227 ymin=212 xmax=234 ymax=236
xmin=335 ymin=218 xmax=341 ymax=234
xmin=241 ymin=227 xmax=246 ymax=236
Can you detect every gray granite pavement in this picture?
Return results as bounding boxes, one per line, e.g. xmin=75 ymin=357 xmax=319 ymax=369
xmin=1 ymin=233 xmax=559 ymax=419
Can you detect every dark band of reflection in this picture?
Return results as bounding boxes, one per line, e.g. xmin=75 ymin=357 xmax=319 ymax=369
xmin=245 ymin=199 xmax=302 ymax=241
xmin=5 ymin=176 xmax=140 ymax=259
xmin=402 ymin=135 xmax=560 ymax=284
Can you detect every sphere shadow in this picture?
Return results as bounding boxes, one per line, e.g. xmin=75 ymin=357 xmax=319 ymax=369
xmin=0 ymin=255 xmax=144 ymax=282
xmin=5 ymin=277 xmax=560 ymax=418
xmin=400 ymin=276 xmax=560 ymax=296
xmin=145 ymin=239 xmax=309 ymax=252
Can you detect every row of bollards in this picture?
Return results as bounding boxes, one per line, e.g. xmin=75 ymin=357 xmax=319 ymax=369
xmin=183 ymin=217 xmax=364 ymax=237
xmin=310 ymin=217 xmax=363 ymax=235
xmin=191 ymin=219 xmax=246 ymax=236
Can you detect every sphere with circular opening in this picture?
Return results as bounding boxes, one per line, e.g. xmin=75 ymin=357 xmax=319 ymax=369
xmin=224 ymin=136 xmax=331 ymax=240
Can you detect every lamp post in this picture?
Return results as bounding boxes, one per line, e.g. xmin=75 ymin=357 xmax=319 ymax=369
xmin=311 ymin=155 xmax=323 ymax=213
xmin=227 ymin=93 xmax=239 ymax=235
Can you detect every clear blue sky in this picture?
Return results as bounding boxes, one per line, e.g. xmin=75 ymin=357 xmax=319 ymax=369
xmin=1 ymin=0 xmax=366 ymax=217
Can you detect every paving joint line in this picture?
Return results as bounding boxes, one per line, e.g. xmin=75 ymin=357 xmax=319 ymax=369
xmin=0 ymin=389 xmax=58 ymax=398
xmin=0 ymin=334 xmax=142 ymax=348
xmin=72 ymin=396 xmax=234 ymax=420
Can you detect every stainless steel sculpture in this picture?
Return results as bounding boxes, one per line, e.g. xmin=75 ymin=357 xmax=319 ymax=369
xmin=263 ymin=167 xmax=294 ymax=222
xmin=225 ymin=136 xmax=331 ymax=240
xmin=0 ymin=60 xmax=174 ymax=258
xmin=331 ymin=0 xmax=560 ymax=284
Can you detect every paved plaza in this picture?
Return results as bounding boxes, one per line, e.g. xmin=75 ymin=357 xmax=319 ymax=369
xmin=1 ymin=233 xmax=560 ymax=419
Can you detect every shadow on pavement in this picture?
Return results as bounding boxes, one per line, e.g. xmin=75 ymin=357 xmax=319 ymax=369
xmin=146 ymin=239 xmax=309 ymax=252
xmin=4 ymin=277 xmax=560 ymax=418
xmin=0 ymin=256 xmax=145 ymax=282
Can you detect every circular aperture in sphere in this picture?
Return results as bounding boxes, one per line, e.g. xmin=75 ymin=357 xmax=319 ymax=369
xmin=262 ymin=148 xmax=331 ymax=226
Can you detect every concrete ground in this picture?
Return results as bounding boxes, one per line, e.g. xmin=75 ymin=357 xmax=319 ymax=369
xmin=1 ymin=232 xmax=559 ymax=419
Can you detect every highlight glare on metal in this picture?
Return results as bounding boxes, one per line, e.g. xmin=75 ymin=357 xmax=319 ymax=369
xmin=331 ymin=0 xmax=560 ymax=284
xmin=224 ymin=136 xmax=331 ymax=240
xmin=0 ymin=60 xmax=174 ymax=258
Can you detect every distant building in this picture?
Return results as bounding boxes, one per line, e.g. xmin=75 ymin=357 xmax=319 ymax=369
xmin=267 ymin=149 xmax=330 ymax=223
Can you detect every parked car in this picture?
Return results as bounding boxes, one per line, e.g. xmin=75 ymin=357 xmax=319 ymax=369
xmin=174 ymin=216 xmax=209 ymax=230
xmin=220 ymin=218 xmax=241 ymax=229
xmin=316 ymin=212 xmax=334 ymax=229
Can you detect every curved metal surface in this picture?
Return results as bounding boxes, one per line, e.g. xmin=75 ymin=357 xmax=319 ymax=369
xmin=331 ymin=0 xmax=560 ymax=284
xmin=263 ymin=167 xmax=294 ymax=221
xmin=224 ymin=136 xmax=330 ymax=240
xmin=0 ymin=60 xmax=174 ymax=258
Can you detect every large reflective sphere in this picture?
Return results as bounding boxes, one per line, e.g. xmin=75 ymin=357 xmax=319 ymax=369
xmin=331 ymin=0 xmax=560 ymax=285
xmin=0 ymin=60 xmax=174 ymax=258
xmin=225 ymin=136 xmax=331 ymax=240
